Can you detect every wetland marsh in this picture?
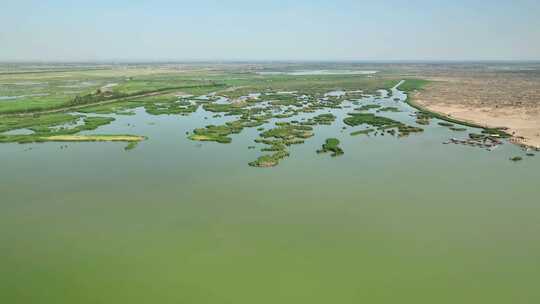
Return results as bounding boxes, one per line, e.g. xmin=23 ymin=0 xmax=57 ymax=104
xmin=1 ymin=63 xmax=540 ymax=303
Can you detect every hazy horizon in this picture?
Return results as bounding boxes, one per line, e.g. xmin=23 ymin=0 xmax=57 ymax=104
xmin=2 ymin=59 xmax=540 ymax=65
xmin=2 ymin=0 xmax=540 ymax=62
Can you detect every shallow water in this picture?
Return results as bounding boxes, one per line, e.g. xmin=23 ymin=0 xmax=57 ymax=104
xmin=258 ymin=70 xmax=378 ymax=76
xmin=0 ymin=93 xmax=50 ymax=101
xmin=1 ymin=128 xmax=35 ymax=135
xmin=1 ymin=86 xmax=539 ymax=303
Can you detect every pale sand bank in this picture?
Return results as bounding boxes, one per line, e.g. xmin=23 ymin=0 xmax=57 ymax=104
xmin=414 ymin=93 xmax=540 ymax=148
xmin=412 ymin=74 xmax=540 ymax=149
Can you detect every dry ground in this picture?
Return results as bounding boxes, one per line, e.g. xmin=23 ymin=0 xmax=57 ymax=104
xmin=408 ymin=66 xmax=540 ymax=148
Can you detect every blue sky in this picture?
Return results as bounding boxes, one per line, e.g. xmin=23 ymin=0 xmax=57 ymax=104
xmin=1 ymin=0 xmax=539 ymax=61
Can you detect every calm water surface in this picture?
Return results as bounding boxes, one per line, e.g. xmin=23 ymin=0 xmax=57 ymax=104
xmin=1 ymin=87 xmax=539 ymax=303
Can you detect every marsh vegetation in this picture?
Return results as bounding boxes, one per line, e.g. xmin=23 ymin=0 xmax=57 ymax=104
xmin=0 ymin=63 xmax=520 ymax=166
xmin=317 ymin=138 xmax=344 ymax=156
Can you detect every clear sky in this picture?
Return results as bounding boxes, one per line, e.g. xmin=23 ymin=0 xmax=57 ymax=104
xmin=1 ymin=0 xmax=539 ymax=62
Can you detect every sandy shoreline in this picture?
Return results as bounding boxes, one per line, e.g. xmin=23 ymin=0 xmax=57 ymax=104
xmin=411 ymin=75 xmax=540 ymax=149
xmin=413 ymin=95 xmax=540 ymax=148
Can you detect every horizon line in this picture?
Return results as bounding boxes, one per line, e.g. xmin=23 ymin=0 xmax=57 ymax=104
xmin=1 ymin=59 xmax=540 ymax=65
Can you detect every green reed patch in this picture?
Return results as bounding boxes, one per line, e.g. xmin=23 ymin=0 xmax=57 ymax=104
xmin=317 ymin=138 xmax=344 ymax=157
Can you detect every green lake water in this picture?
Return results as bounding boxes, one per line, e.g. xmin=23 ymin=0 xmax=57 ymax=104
xmin=1 ymin=87 xmax=539 ymax=303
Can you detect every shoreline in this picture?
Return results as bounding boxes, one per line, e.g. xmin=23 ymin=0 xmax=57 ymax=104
xmin=395 ymin=78 xmax=540 ymax=149
xmin=404 ymin=94 xmax=486 ymax=129
xmin=405 ymin=90 xmax=539 ymax=149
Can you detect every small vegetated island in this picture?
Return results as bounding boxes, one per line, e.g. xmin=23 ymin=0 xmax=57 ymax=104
xmin=317 ymin=138 xmax=344 ymax=157
xmin=0 ymin=65 xmax=518 ymax=167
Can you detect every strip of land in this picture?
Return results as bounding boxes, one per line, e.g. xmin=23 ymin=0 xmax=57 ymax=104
xmin=0 ymin=84 xmax=223 ymax=117
xmin=42 ymin=135 xmax=145 ymax=142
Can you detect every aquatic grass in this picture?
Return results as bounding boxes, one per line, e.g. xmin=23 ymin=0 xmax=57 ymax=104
xmin=354 ymin=104 xmax=381 ymax=111
xmin=344 ymin=112 xmax=423 ymax=137
xmin=377 ymin=106 xmax=400 ymax=112
xmin=317 ymin=138 xmax=344 ymax=157
xmin=350 ymin=129 xmax=374 ymax=136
